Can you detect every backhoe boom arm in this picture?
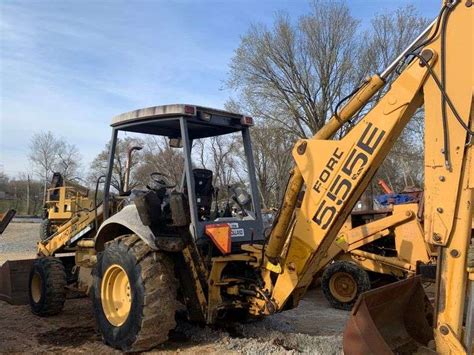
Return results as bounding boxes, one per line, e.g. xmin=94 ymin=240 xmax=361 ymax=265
xmin=258 ymin=2 xmax=473 ymax=353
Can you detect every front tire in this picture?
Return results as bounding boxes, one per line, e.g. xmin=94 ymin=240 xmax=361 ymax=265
xmin=321 ymin=261 xmax=370 ymax=310
xmin=29 ymin=257 xmax=67 ymax=316
xmin=92 ymin=235 xmax=178 ymax=352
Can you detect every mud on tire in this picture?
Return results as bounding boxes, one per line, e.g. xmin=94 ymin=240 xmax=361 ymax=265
xmin=92 ymin=234 xmax=178 ymax=352
xmin=321 ymin=260 xmax=370 ymax=311
xmin=29 ymin=257 xmax=67 ymax=316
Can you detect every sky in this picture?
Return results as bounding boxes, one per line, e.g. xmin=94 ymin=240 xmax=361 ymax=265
xmin=0 ymin=0 xmax=438 ymax=178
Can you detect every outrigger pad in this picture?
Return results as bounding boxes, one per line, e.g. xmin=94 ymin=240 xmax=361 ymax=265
xmin=343 ymin=276 xmax=434 ymax=355
xmin=0 ymin=259 xmax=34 ymax=305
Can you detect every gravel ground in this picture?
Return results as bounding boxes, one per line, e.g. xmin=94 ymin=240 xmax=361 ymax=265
xmin=0 ymin=222 xmax=39 ymax=264
xmin=0 ymin=222 xmax=349 ymax=354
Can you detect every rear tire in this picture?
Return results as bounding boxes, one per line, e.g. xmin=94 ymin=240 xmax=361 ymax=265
xmin=92 ymin=235 xmax=178 ymax=352
xmin=322 ymin=261 xmax=370 ymax=311
xmin=29 ymin=257 xmax=67 ymax=316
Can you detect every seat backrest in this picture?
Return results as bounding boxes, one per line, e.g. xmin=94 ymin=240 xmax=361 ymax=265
xmin=193 ymin=169 xmax=214 ymax=216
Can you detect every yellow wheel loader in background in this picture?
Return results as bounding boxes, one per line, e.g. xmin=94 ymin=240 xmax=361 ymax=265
xmin=0 ymin=1 xmax=471 ymax=353
xmin=40 ymin=172 xmax=94 ymax=240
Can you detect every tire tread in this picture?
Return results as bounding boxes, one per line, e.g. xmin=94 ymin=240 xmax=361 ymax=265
xmin=321 ymin=260 xmax=370 ymax=311
xmin=94 ymin=235 xmax=178 ymax=352
xmin=29 ymin=257 xmax=67 ymax=316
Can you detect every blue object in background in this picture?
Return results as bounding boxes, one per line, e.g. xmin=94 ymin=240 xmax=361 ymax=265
xmin=375 ymin=193 xmax=416 ymax=206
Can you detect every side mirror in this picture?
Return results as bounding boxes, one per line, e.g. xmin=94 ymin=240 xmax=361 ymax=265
xmin=169 ymin=138 xmax=183 ymax=148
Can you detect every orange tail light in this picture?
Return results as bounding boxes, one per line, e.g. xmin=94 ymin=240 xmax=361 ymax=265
xmin=205 ymin=223 xmax=231 ymax=254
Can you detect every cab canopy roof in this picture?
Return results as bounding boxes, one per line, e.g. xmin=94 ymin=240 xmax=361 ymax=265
xmin=111 ymin=104 xmax=253 ymax=139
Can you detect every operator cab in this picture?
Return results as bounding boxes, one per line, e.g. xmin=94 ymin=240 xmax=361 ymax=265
xmin=102 ymin=104 xmax=264 ymax=255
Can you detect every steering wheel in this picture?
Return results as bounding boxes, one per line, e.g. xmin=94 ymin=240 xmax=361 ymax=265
xmin=149 ymin=172 xmax=175 ymax=189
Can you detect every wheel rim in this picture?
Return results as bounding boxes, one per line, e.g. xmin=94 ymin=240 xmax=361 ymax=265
xmin=101 ymin=264 xmax=132 ymax=327
xmin=329 ymin=271 xmax=357 ymax=303
xmin=31 ymin=272 xmax=42 ymax=303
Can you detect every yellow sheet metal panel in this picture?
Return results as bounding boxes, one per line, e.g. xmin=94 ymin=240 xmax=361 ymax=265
xmin=271 ymin=57 xmax=431 ymax=304
xmin=392 ymin=204 xmax=431 ymax=265
xmin=265 ymin=75 xmax=385 ymax=261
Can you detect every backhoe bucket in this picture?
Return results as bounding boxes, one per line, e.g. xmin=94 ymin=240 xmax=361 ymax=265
xmin=0 ymin=259 xmax=34 ymax=305
xmin=343 ymin=276 xmax=434 ymax=355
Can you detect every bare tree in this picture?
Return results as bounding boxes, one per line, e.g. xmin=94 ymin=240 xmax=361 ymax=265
xmin=227 ymin=3 xmax=428 ymax=200
xmin=246 ymin=121 xmax=294 ymax=208
xmin=90 ymin=136 xmax=185 ymax=195
xmin=194 ymin=135 xmax=240 ymax=188
xmin=56 ymin=141 xmax=82 ymax=181
xmin=28 ymin=131 xmax=60 ymax=184
xmin=135 ymin=137 xmax=184 ymax=186
xmin=358 ymin=6 xmax=428 ymax=192
xmin=89 ymin=137 xmax=143 ymax=193
xmin=28 ymin=131 xmax=82 ymax=200
xmin=357 ymin=6 xmax=429 ymax=81
xmin=227 ymin=1 xmax=360 ymax=138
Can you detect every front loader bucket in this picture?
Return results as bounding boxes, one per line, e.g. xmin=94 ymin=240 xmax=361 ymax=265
xmin=0 ymin=259 xmax=34 ymax=305
xmin=343 ymin=276 xmax=434 ymax=355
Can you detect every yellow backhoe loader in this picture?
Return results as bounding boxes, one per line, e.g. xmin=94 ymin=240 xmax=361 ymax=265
xmin=1 ymin=1 xmax=471 ymax=353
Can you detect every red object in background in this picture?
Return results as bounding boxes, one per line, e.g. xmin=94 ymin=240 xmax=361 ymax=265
xmin=377 ymin=179 xmax=393 ymax=194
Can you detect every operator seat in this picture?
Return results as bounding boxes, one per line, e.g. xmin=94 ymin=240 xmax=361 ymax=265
xmin=181 ymin=168 xmax=215 ymax=220
xmin=192 ymin=169 xmax=214 ymax=219
xmin=49 ymin=172 xmax=64 ymax=201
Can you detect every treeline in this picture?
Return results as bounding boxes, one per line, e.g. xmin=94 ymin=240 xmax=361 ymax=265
xmin=225 ymin=3 xmax=427 ymax=207
xmin=1 ymin=131 xmax=83 ymax=216
xmin=0 ymin=173 xmax=44 ymax=215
